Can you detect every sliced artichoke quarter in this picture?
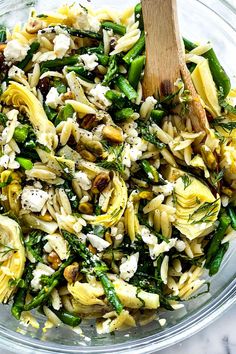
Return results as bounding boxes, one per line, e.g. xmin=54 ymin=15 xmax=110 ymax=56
xmin=164 ymin=167 xmax=221 ymax=240
xmin=0 ymin=215 xmax=26 ymax=303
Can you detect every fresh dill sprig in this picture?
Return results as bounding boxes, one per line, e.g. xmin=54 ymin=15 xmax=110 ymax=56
xmin=0 ymin=243 xmax=17 ymax=258
xmin=138 ymin=123 xmax=166 ymax=150
xmin=209 ymin=169 xmax=224 ymax=187
xmin=211 ymin=117 xmax=236 ymax=133
xmin=98 ymin=143 xmax=125 ymax=173
xmin=181 ymin=174 xmax=192 ymax=190
xmin=189 ymin=199 xmax=220 ymax=224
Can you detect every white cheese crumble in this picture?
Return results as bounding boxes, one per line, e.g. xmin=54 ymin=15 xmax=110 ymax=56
xmin=74 ymin=171 xmax=91 ymax=191
xmin=4 ymin=39 xmax=30 ymax=62
xmin=119 ymin=252 xmax=139 ymax=281
xmin=87 ymin=233 xmax=110 ymax=252
xmin=45 ymin=87 xmax=61 ymax=109
xmin=21 ymin=186 xmax=49 ymax=212
xmin=53 ymin=33 xmax=70 ymax=58
xmin=8 ymin=65 xmax=25 ymax=80
xmin=89 ymin=84 xmax=112 ymax=108
xmin=31 ymin=263 xmax=55 ymax=291
xmin=80 ymin=53 xmax=98 ymax=71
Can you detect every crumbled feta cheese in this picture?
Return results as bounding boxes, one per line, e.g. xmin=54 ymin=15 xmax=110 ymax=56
xmin=53 ymin=34 xmax=70 ymax=58
xmin=31 ymin=263 xmax=55 ymax=291
xmin=87 ymin=233 xmax=110 ymax=251
xmin=21 ymin=186 xmax=49 ymax=212
xmin=74 ymin=171 xmax=91 ymax=191
xmin=80 ymin=53 xmax=98 ymax=71
xmin=152 ymin=181 xmax=175 ymax=196
xmin=119 ymin=252 xmax=139 ymax=281
xmin=140 ymin=226 xmax=157 ymax=245
xmin=89 ymin=84 xmax=112 ymax=108
xmin=159 ymin=318 xmax=166 ymax=327
xmin=149 ymin=239 xmax=177 ymax=260
xmin=8 ymin=65 xmax=25 ymax=80
xmin=4 ymin=39 xmax=30 ymax=62
xmin=45 ymin=87 xmax=61 ymax=109
xmin=88 ymin=14 xmax=101 ymax=32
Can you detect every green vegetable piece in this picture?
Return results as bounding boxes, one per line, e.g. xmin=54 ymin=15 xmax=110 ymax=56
xmin=17 ymin=42 xmax=40 ymax=70
xmin=96 ymin=53 xmax=109 ymax=66
xmin=128 ymin=55 xmax=145 ymax=89
xmin=205 ymin=213 xmax=231 ymax=268
xmin=50 ymin=308 xmax=81 ymax=327
xmin=123 ymin=31 xmax=145 ymax=65
xmin=227 ymin=206 xmax=236 ymax=231
xmin=187 ymin=62 xmax=197 ymax=73
xmin=0 ymin=112 xmax=8 ymax=127
xmin=0 ymin=25 xmax=6 ymax=42
xmin=44 ymin=104 xmax=57 ymax=122
xmin=25 ymin=230 xmax=45 ymax=262
xmin=64 ymin=26 xmax=102 ymax=40
xmin=13 ymin=125 xmax=29 ymax=143
xmin=11 ymin=264 xmax=35 ymax=320
xmin=150 ymin=109 xmax=165 ymax=124
xmin=15 ymin=157 xmax=33 ymax=170
xmin=54 ymin=103 xmax=74 ymax=126
xmin=114 ymin=108 xmax=134 ymax=121
xmin=62 ymin=230 xmax=123 ymax=314
xmin=204 ymin=48 xmax=231 ymax=98
xmin=54 ymin=79 xmax=67 ymax=94
xmin=183 ymin=37 xmax=231 ymax=98
xmin=40 ymin=55 xmax=80 ymax=71
xmin=209 ymin=242 xmax=229 ymax=276
xmin=134 ymin=3 xmax=144 ymax=29
xmin=101 ymin=21 xmax=126 ymax=35
xmin=115 ymin=75 xmax=138 ymax=101
xmin=183 ymin=37 xmax=197 ymax=51
xmin=102 ymin=55 xmax=119 ymax=86
xmin=66 ymin=65 xmax=95 ymax=82
xmin=140 ymin=160 xmax=159 ymax=183
xmin=105 ymin=90 xmax=126 ymax=109
xmin=24 ymin=257 xmax=75 ymax=311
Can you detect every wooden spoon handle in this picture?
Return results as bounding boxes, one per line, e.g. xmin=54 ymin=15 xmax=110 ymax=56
xmin=142 ymin=0 xmax=183 ymax=98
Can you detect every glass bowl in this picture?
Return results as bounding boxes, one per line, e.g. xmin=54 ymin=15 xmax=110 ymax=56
xmin=0 ymin=0 xmax=236 ymax=353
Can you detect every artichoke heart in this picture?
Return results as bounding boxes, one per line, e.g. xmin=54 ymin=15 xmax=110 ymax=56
xmin=191 ymin=59 xmax=221 ymax=117
xmin=0 ymin=215 xmax=25 ymax=303
xmin=69 ymin=276 xmax=159 ymax=310
xmin=1 ymin=82 xmax=58 ymax=149
xmin=89 ymin=173 xmax=128 ymax=228
xmin=166 ymin=167 xmax=221 ymax=240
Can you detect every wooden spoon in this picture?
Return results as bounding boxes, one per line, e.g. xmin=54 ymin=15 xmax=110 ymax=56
xmin=141 ymin=0 xmax=209 ymax=132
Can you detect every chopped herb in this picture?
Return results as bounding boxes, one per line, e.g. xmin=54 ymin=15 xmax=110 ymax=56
xmin=181 ymin=174 xmax=192 ymax=190
xmin=211 ymin=117 xmax=236 ymax=133
xmin=138 ymin=122 xmax=165 ymax=149
xmin=209 ymin=169 xmax=224 ymax=187
xmin=189 ymin=199 xmax=220 ymax=224
xmin=0 ymin=242 xmax=17 ymax=258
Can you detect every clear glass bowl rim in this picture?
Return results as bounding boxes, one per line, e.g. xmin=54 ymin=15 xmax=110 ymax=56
xmin=0 ymin=0 xmax=235 ymax=353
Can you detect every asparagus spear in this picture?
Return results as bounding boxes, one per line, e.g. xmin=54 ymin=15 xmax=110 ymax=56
xmin=209 ymin=242 xmax=229 ymax=276
xmin=227 ymin=206 xmax=236 ymax=230
xmin=49 ymin=307 xmax=81 ymax=327
xmin=62 ymin=230 xmax=123 ymax=314
xmin=115 ymin=75 xmax=138 ymax=101
xmin=102 ymin=55 xmax=118 ymax=86
xmin=11 ymin=264 xmax=35 ymax=319
xmin=205 ymin=213 xmax=231 ymax=268
xmin=23 ymin=256 xmax=75 ymax=311
xmin=101 ymin=21 xmax=126 ymax=35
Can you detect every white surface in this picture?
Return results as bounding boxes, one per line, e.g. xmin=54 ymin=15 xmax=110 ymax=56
xmin=1 ymin=305 xmax=236 ymax=354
